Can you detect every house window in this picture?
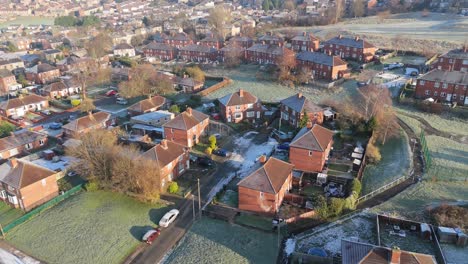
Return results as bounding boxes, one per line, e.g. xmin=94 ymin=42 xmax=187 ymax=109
xmin=0 ymin=190 xmax=6 ymax=199
xmin=284 ymin=106 xmax=288 ymax=111
xmin=259 ymin=192 xmax=264 ymax=198
xmin=235 ymin=105 xmax=241 ymax=110
xmin=41 ymin=179 xmax=46 ymax=186
xmin=442 ymin=83 xmax=448 ymax=89
xmin=171 ymin=128 xmax=174 ymax=133
xmin=8 ymin=195 xmax=18 ymax=205
xmin=25 ymin=143 xmax=32 ymax=150
xmin=435 ymin=82 xmax=440 ymax=88
xmin=234 ymin=113 xmax=242 ymax=119
xmin=309 ymin=151 xmax=313 ymax=156
xmin=460 ymin=95 xmax=465 ymax=101
xmin=441 ymin=92 xmax=446 ymax=97
xmin=247 ymin=104 xmax=253 ymax=109
xmin=292 ymin=110 xmax=296 ymax=115
xmin=419 ymin=80 xmax=425 ymax=85
xmin=449 ymin=59 xmax=453 ymax=63
xmin=39 ymin=139 xmax=45 ymax=146
xmin=178 ymin=161 xmax=185 ymax=173
xmin=246 ymin=111 xmax=254 ymax=118
xmin=281 ymin=112 xmax=289 ymax=121
xmin=425 ymin=90 xmax=430 ymax=95
xmin=455 ymin=85 xmax=459 ymax=89
xmin=452 ymin=94 xmax=457 ymax=100
xmin=434 ymin=91 xmax=438 ymax=96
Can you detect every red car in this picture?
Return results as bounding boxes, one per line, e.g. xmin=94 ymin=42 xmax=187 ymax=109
xmin=106 ymin=90 xmax=117 ymax=96
xmin=142 ymin=228 xmax=161 ymax=245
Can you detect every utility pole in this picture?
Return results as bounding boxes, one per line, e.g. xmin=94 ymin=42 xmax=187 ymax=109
xmin=192 ymin=194 xmax=195 ymax=221
xmin=197 ymin=178 xmax=201 ymax=219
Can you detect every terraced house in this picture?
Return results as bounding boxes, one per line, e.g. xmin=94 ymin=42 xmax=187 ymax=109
xmin=199 ymin=34 xmax=224 ymax=49
xmin=0 ymin=94 xmax=49 ymax=118
xmin=0 ymin=131 xmax=48 ymax=160
xmin=291 ymin=32 xmax=320 ymax=52
xmin=25 ymin=63 xmax=60 ymax=84
xmin=0 ymin=58 xmax=25 ymax=71
xmin=280 ymin=93 xmax=324 ymax=128
xmin=62 ymin=112 xmax=112 ymax=137
xmin=0 ymin=159 xmax=59 ymax=212
xmin=42 ymin=80 xmax=81 ymax=99
xmin=163 ymin=107 xmax=209 ymax=147
xmin=127 ymin=95 xmax=168 ymax=116
xmin=0 ymin=69 xmax=21 ymax=95
xmin=323 ymin=35 xmax=377 ymax=62
xmin=246 ymin=44 xmax=295 ymax=65
xmin=178 ymin=44 xmax=218 ymax=62
xmin=218 ymin=89 xmax=263 ymax=123
xmin=414 ymin=69 xmax=468 ymax=105
xmin=140 ymin=139 xmax=190 ymax=191
xmin=430 ymin=47 xmax=468 ymax=72
xmin=167 ymin=32 xmax=193 ymax=49
xmin=296 ymin=51 xmax=350 ymax=81
xmin=143 ymin=42 xmax=176 ymax=61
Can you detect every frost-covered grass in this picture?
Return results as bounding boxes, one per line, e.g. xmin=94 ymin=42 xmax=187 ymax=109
xmin=398 ymin=114 xmax=422 ymax=134
xmin=165 ymin=217 xmax=278 ymax=264
xmin=7 ymin=191 xmax=169 ymax=264
xmin=0 ymin=203 xmax=23 ymax=226
xmin=204 ymin=65 xmax=358 ymax=103
xmin=425 ymin=135 xmax=468 ymax=182
xmin=396 ymin=107 xmax=468 ymax=136
xmin=372 ymin=181 xmax=468 ymax=222
xmin=295 ymin=213 xmax=377 ymax=256
xmin=361 ymin=131 xmax=411 ymax=195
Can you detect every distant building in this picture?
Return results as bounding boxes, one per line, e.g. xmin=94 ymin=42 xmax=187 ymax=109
xmin=143 ymin=42 xmax=176 ymax=61
xmin=246 ymin=44 xmax=294 ymax=65
xmin=0 ymin=94 xmax=49 ymax=118
xmin=323 ymin=35 xmax=377 ymax=62
xmin=178 ymin=44 xmax=218 ymax=63
xmin=0 ymin=58 xmax=25 ymax=71
xmin=113 ymin=43 xmax=136 ymax=57
xmin=127 ymin=96 xmax=168 ymax=116
xmin=414 ymin=69 xmax=468 ymax=105
xmin=0 ymin=69 xmax=21 ymax=95
xmin=25 ymin=63 xmax=60 ymax=84
xmin=62 ymin=112 xmax=112 ymax=137
xmin=430 ymin=47 xmax=468 ymax=72
xmin=296 ymin=51 xmax=350 ymax=81
xmin=0 ymin=131 xmax=48 ymax=160
xmin=130 ymin=110 xmax=174 ymax=136
xmin=291 ymin=32 xmax=320 ymax=52
xmin=42 ymin=80 xmax=81 ymax=99
xmin=257 ymin=32 xmax=284 ymax=46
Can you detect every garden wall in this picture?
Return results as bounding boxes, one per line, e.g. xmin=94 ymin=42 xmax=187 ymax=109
xmin=284 ymin=210 xmax=315 ymax=224
xmin=197 ymin=77 xmax=232 ymax=96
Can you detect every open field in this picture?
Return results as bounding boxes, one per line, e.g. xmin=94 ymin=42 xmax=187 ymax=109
xmin=7 ymin=191 xmax=170 ymax=264
xmin=204 ymin=65 xmax=358 ymax=103
xmin=165 ymin=217 xmax=278 ymax=264
xmin=0 ymin=203 xmax=23 ymax=226
xmin=361 ymin=131 xmax=411 ymax=195
xmin=0 ymin=16 xmax=54 ymax=27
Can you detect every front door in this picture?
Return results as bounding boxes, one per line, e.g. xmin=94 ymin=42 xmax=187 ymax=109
xmin=227 ymin=115 xmax=231 ymax=122
xmin=257 ymin=111 xmax=260 ymax=119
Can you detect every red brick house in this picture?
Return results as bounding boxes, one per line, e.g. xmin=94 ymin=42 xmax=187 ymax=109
xmin=246 ymin=44 xmax=295 ymax=65
xmin=291 ymin=32 xmax=320 ymax=52
xmin=200 ymin=34 xmax=224 ymax=49
xmin=430 ymin=47 xmax=468 ymax=72
xmin=42 ymin=80 xmax=81 ymax=99
xmin=229 ymin=35 xmax=254 ymax=49
xmin=178 ymin=44 xmax=218 ymax=62
xmin=163 ymin=108 xmax=209 ymax=147
xmin=0 ymin=58 xmax=25 ymax=72
xmin=143 ymin=42 xmax=176 ymax=61
xmin=323 ymin=35 xmax=377 ymax=62
xmin=257 ymin=32 xmax=284 ymax=46
xmin=219 ymin=44 xmax=246 ymax=63
xmin=414 ymin=69 xmax=468 ymax=105
xmin=0 ymin=131 xmax=48 ymax=160
xmin=0 ymin=69 xmax=21 ymax=95
xmin=62 ymin=112 xmax=112 ymax=137
xmin=296 ymin=51 xmax=350 ymax=81
xmin=280 ymin=93 xmax=323 ymax=128
xmin=127 ymin=96 xmax=168 ymax=116
xmin=0 ymin=94 xmax=49 ymax=118
xmin=218 ymin=89 xmax=263 ymax=123
xmin=238 ymin=157 xmax=294 ymax=214
xmin=167 ymin=32 xmax=193 ymax=49
xmin=289 ymin=124 xmax=333 ymax=172
xmin=0 ymin=159 xmax=59 ymax=212
xmin=140 ymin=139 xmax=190 ymax=191
xmin=25 ymin=63 xmax=60 ymax=84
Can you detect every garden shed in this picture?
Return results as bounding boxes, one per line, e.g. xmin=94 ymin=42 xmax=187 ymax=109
xmin=437 ymin=227 xmax=458 ymax=244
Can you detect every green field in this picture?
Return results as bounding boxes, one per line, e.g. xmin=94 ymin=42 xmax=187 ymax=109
xmin=0 ymin=203 xmax=23 ymax=226
xmin=166 ymin=217 xmax=278 ymax=264
xmin=7 ymin=191 xmax=170 ymax=264
xmin=0 ymin=16 xmax=54 ymax=27
xmin=361 ymin=131 xmax=411 ymax=195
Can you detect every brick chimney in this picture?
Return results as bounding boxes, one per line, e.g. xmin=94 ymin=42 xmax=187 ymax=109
xmin=355 ymin=36 xmax=360 ymax=41
xmin=258 ymin=155 xmax=267 ymax=163
xmin=8 ymin=158 xmax=18 ymax=168
xmin=390 ymin=247 xmax=401 ymax=264
xmin=239 ymin=89 xmax=244 ymax=97
xmin=338 ymin=34 xmax=343 ymax=39
xmin=463 ymin=45 xmax=468 ymax=53
xmin=328 ymin=51 xmax=332 ymax=56
xmin=160 ymin=139 xmax=168 ymax=149
xmin=186 ymin=107 xmax=192 ymax=116
xmin=297 ymin=92 xmax=303 ymax=98
xmin=303 ymin=31 xmax=306 ymax=36
xmin=306 ymin=120 xmax=313 ymax=129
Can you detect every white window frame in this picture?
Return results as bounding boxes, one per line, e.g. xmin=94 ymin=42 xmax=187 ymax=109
xmin=434 ymin=82 xmax=440 ymax=88
xmin=425 ymin=90 xmax=430 ymax=95
xmin=441 ymin=92 xmax=446 ymax=97
xmin=419 ymin=80 xmax=425 ymax=85
xmin=309 ymin=151 xmax=313 ymax=156
xmin=25 ymin=143 xmax=33 ymax=150
xmin=246 ymin=111 xmax=255 ymax=118
xmin=442 ymin=83 xmax=448 ymax=89
xmin=0 ymin=190 xmax=6 ymax=199
xmin=234 ymin=113 xmax=242 ymax=119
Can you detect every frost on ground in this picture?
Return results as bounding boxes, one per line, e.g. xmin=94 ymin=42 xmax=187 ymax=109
xmin=295 ymin=213 xmax=377 ymax=256
xmin=440 ymin=243 xmax=468 ymax=264
xmin=285 ymin=238 xmax=296 ymax=256
xmin=165 ymin=217 xmax=278 ymax=264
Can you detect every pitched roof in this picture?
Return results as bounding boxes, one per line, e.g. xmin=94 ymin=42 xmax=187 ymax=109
xmin=296 ymin=51 xmax=347 ymax=67
xmin=179 ymin=44 xmax=217 ymax=53
xmin=0 ymin=94 xmax=48 ymax=111
xmin=62 ymin=112 xmax=111 ymax=133
xmin=0 ymin=160 xmax=56 ymax=189
xmin=418 ymin=69 xmax=468 ymax=85
xmin=28 ymin=63 xmax=57 ymax=73
xmin=43 ymin=81 xmax=67 ymax=93
xmin=325 ymin=36 xmax=375 ymax=49
xmin=174 ymin=77 xmax=203 ymax=88
xmin=247 ymin=44 xmax=291 ymax=56
xmin=238 ymin=157 xmax=294 ymax=194
xmin=140 ymin=140 xmax=187 ymax=168
xmin=163 ymin=108 xmax=209 ymax=130
xmin=144 ymin=42 xmax=174 ymax=51
xmin=0 ymin=58 xmax=23 ymax=66
xmin=114 ymin=43 xmax=134 ymax=50
xmin=127 ymin=96 xmax=167 ymax=113
xmin=280 ymin=93 xmax=322 ymax=113
xmin=440 ymin=48 xmax=468 ymax=60
xmin=0 ymin=131 xmax=46 ymax=152
xmin=0 ymin=69 xmax=14 ymax=78
xmin=218 ymin=89 xmax=259 ymax=106
xmin=292 ymin=32 xmax=319 ymax=42
xmin=290 ymin=124 xmax=333 ymax=151
xmin=170 ymin=32 xmax=191 ymax=41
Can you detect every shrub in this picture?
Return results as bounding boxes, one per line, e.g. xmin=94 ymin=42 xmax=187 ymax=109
xmin=205 ymin=147 xmax=213 ymax=155
xmin=329 ymin=198 xmax=345 ymax=217
xmin=208 ymin=135 xmax=217 ymax=149
xmin=351 ymin=179 xmax=362 ymax=196
xmin=71 ymin=99 xmax=81 ymax=107
xmin=168 ymin=182 xmax=179 ymax=194
xmin=431 ymin=205 xmax=468 ymax=230
xmin=169 ymin=105 xmax=180 ymax=113
xmin=314 ymin=195 xmax=329 ymax=219
xmin=366 ymin=141 xmax=382 ymax=163
xmin=85 ymin=181 xmax=99 ymax=191
xmin=58 ymin=178 xmax=73 ymax=192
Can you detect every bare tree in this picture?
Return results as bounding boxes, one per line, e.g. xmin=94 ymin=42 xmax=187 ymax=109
xmin=86 ymin=32 xmax=112 ymax=59
xmin=208 ymin=7 xmax=232 ymax=40
xmin=355 ymin=85 xmax=392 ymax=122
xmin=352 ymin=0 xmax=366 ymax=17
xmin=377 ymin=10 xmax=391 ymax=23
xmin=119 ymin=64 xmax=174 ymax=99
xmin=375 ymin=106 xmax=399 ymax=145
xmin=73 ymin=62 xmax=111 ymax=113
xmin=277 ymin=49 xmax=297 ymax=82
xmin=332 ymin=0 xmax=345 ymax=24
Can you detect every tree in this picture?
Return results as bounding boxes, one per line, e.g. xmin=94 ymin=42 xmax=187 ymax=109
xmin=331 ymin=0 xmax=345 ymax=24
xmin=277 ymin=50 xmax=297 ymax=83
xmin=262 ymin=0 xmax=271 ymax=11
xmin=377 ymin=10 xmax=391 ymax=23
xmin=17 ymin=74 xmax=28 ymax=86
xmin=284 ymin=0 xmax=296 ymax=11
xmin=73 ymin=64 xmax=110 ymax=113
xmin=168 ymin=182 xmax=179 ymax=194
xmin=0 ymin=121 xmax=15 ymax=138
xmin=142 ymin=16 xmax=151 ymax=27
xmin=79 ymin=97 xmax=96 ymax=113
xmin=119 ymin=64 xmax=174 ymax=99
xmin=208 ymin=135 xmax=217 ymax=149
xmin=314 ymin=195 xmax=329 ymax=219
xmin=54 ymin=16 xmax=78 ymax=27
xmin=6 ymin=42 xmax=18 ymax=52
xmin=79 ymin=16 xmax=101 ymax=27
xmin=352 ymin=0 xmax=366 ymax=17
xmin=374 ymin=106 xmax=399 ymax=145
xmin=184 ymin=66 xmax=205 ymax=83
xmin=355 ymin=85 xmax=392 ymax=122
xmin=329 ymin=198 xmax=345 ymax=217
xmin=205 ymin=147 xmax=213 ymax=155
xmin=208 ymin=7 xmax=232 ymax=39
xmin=169 ymin=105 xmax=180 ymax=113
xmin=299 ymin=111 xmax=310 ymax=128
xmin=366 ymin=140 xmax=382 ymax=163
xmin=85 ymin=33 xmax=112 ymax=59
xmin=272 ymin=0 xmax=280 ymax=8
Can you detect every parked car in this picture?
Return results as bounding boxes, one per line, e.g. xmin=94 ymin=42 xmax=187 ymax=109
xmin=49 ymin=122 xmax=62 ymax=130
xmin=384 ymin=62 xmax=404 ymax=70
xmin=67 ymin=170 xmax=78 ymax=177
xmin=142 ymin=228 xmax=161 ymax=245
xmin=212 ymin=148 xmax=229 ymax=157
xmin=198 ymin=157 xmax=213 ymax=167
xmin=106 ymin=90 xmax=117 ymax=96
xmin=271 ymin=129 xmax=292 ymax=141
xmin=211 ymin=113 xmax=221 ymax=120
xmin=41 ymin=109 xmax=52 ymax=115
xmin=68 ymin=114 xmax=77 ymax=121
xmin=159 ymin=209 xmax=179 ymax=228
xmin=277 ymin=142 xmax=290 ymax=150
xmin=116 ymin=97 xmax=128 ymax=105
xmin=189 ymin=154 xmax=199 ymax=163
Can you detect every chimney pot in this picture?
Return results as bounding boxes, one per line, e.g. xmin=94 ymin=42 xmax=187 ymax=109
xmin=259 ymin=155 xmax=267 ymax=163
xmin=161 ymin=139 xmax=168 ymax=149
xmin=239 ymin=89 xmax=244 ymax=97
xmin=338 ymin=34 xmax=342 ymax=39
xmin=186 ymin=107 xmax=193 ymax=115
xmin=355 ymin=36 xmax=359 ymax=41
xmin=390 ymin=247 xmax=401 ymax=264
xmin=298 ymin=92 xmax=303 ymax=98
xmin=8 ymin=158 xmax=18 ymax=168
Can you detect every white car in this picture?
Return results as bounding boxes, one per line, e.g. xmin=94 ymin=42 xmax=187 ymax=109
xmin=159 ymin=209 xmax=179 ymax=227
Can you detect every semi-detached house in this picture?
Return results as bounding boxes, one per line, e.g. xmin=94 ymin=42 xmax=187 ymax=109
xmin=415 ymin=69 xmax=468 ymax=105
xmin=323 ymin=35 xmax=377 ymax=62
xmin=218 ymin=89 xmax=263 ymax=123
xmin=163 ymin=108 xmax=209 ymax=148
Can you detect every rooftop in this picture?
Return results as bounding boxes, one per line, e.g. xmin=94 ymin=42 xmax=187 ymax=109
xmin=418 ymin=69 xmax=468 ymax=85
xmin=296 ymin=51 xmax=347 ymax=67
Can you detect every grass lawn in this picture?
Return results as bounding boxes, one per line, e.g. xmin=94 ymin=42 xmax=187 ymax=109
xmin=301 ymin=185 xmax=323 ymax=197
xmin=361 ymin=131 xmax=411 ymax=195
xmin=219 ymin=189 xmax=238 ymax=208
xmin=166 ymin=217 xmax=278 ymax=264
xmin=0 ymin=203 xmax=23 ymax=226
xmin=328 ymin=163 xmax=350 ymax=172
xmin=7 ymin=191 xmax=170 ymax=264
xmin=235 ymin=214 xmax=272 ymax=232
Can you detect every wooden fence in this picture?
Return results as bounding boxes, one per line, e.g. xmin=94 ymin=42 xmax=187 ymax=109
xmin=197 ymin=77 xmax=232 ymax=96
xmin=356 ymin=170 xmax=413 ymax=204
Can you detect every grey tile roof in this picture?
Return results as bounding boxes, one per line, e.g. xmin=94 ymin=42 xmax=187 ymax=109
xmin=419 ymin=69 xmax=468 ymax=85
xmin=325 ymin=36 xmax=375 ymax=49
xmin=144 ymin=42 xmax=174 ymax=51
xmin=218 ymin=89 xmax=258 ymax=106
xmin=179 ymin=44 xmax=217 ymax=53
xmin=246 ymin=44 xmax=287 ymax=55
xmin=441 ymin=48 xmax=468 ymax=60
xmin=280 ymin=93 xmax=323 ymax=113
xmin=296 ymin=51 xmax=347 ymax=67
xmin=290 ymin=124 xmax=333 ymax=151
